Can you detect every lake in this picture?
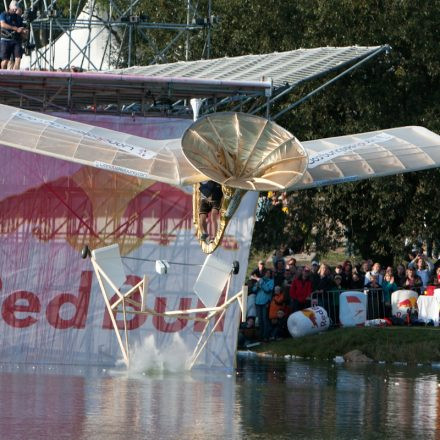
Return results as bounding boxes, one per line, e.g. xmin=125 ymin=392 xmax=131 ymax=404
xmin=1 ymin=354 xmax=439 ymax=439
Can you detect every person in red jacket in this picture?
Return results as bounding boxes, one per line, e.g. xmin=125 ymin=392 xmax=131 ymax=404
xmin=289 ymin=266 xmax=313 ymax=312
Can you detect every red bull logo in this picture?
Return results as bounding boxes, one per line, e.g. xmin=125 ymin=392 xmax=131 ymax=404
xmin=398 ymin=297 xmax=417 ymax=309
xmin=0 ymin=164 xmax=193 ymax=254
xmin=0 ymin=271 xmax=222 ymax=333
xmin=302 ymin=309 xmax=318 ymax=328
xmin=0 ymin=156 xmax=239 ymax=253
xmin=346 ymin=296 xmax=364 ymax=318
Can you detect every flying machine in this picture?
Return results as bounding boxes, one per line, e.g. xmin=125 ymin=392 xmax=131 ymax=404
xmin=1 ymin=45 xmax=440 ymax=369
xmin=1 ymin=103 xmax=440 ymax=253
xmin=1 ymin=100 xmax=440 ymax=368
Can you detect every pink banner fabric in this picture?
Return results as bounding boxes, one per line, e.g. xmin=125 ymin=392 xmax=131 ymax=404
xmin=0 ymin=114 xmax=257 ymax=369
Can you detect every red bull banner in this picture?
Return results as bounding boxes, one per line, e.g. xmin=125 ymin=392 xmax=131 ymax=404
xmin=0 ymin=114 xmax=258 ymax=369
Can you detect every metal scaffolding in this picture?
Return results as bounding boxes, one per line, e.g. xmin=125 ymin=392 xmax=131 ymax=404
xmin=0 ymin=45 xmax=389 ymax=119
xmin=0 ymin=1 xmax=389 ymax=120
xmin=11 ymin=0 xmax=213 ymax=71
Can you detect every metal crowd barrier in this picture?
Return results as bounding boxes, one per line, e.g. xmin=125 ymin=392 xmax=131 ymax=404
xmin=310 ymin=288 xmax=387 ymax=326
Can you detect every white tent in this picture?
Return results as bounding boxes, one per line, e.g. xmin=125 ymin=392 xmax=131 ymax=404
xmin=21 ymin=1 xmax=110 ymax=71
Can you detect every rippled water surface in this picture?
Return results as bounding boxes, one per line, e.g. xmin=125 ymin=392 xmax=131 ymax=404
xmin=1 ymin=355 xmax=440 ymax=439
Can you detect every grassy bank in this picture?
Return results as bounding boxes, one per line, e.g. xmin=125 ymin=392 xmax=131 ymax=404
xmin=251 ymin=327 xmax=440 ymax=363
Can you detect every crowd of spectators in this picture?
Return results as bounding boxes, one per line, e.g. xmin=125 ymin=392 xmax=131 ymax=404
xmin=244 ymin=249 xmax=440 ymax=342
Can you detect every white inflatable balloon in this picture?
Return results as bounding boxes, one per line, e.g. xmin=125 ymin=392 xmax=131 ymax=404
xmin=339 ymin=291 xmax=367 ymax=327
xmin=287 ymin=306 xmax=329 ymax=338
xmin=391 ymin=290 xmax=418 ymax=318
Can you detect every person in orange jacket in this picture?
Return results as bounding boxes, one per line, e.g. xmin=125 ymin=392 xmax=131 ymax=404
xmin=269 ymin=286 xmax=288 ymax=340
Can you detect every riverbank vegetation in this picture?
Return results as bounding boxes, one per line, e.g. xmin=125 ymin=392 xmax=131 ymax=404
xmin=252 ymin=327 xmax=440 ymax=364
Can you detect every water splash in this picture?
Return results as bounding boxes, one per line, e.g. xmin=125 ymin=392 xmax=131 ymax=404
xmin=127 ymin=333 xmax=192 ymax=374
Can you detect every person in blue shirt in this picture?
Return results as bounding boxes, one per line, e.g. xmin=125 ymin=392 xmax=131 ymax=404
xmin=0 ymin=1 xmax=25 ymax=70
xmin=253 ymin=269 xmax=274 ymax=342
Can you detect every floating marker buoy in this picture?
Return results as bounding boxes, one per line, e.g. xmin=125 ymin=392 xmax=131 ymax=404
xmin=287 ymin=306 xmax=329 ymax=338
xmin=339 ymin=291 xmax=367 ymax=327
xmin=391 ymin=290 xmax=418 ymax=318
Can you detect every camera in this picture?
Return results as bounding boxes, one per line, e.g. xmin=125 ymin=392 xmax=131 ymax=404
xmin=24 ymin=42 xmax=35 ymax=56
xmin=22 ymin=8 xmax=37 ymax=23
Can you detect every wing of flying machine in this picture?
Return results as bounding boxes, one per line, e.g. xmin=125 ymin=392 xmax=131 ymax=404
xmin=0 ymin=103 xmax=206 ymax=186
xmin=1 ymin=103 xmax=440 ymax=253
xmin=291 ymin=126 xmax=440 ymax=190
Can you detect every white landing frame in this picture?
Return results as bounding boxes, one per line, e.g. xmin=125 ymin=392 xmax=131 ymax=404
xmin=90 ymin=251 xmax=247 ymax=368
